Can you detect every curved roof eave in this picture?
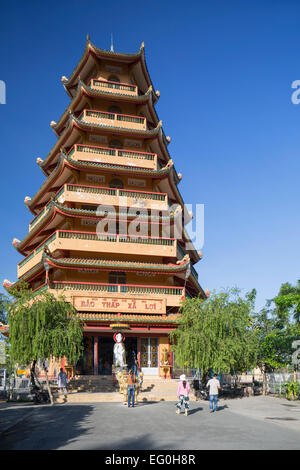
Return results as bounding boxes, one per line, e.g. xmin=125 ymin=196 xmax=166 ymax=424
xmin=63 ymin=39 xmax=147 ymax=93
xmin=41 ymin=114 xmax=166 ymax=173
xmin=54 ymin=81 xmax=159 ymax=136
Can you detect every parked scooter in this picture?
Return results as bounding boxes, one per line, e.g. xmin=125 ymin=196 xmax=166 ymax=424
xmin=30 ymin=385 xmax=50 ymax=404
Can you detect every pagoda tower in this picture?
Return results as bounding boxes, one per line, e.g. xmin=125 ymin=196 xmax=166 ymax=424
xmin=7 ymin=37 xmax=207 ymax=378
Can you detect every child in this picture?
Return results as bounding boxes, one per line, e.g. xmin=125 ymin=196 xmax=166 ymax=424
xmin=176 ymin=374 xmax=190 ymax=416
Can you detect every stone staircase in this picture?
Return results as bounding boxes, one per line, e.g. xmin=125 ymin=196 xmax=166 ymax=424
xmin=53 ymin=375 xmax=198 ymax=404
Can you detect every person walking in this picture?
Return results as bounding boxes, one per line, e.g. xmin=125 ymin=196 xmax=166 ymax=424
xmin=207 ymin=373 xmax=222 ymax=412
xmin=127 ymin=370 xmax=136 ymax=408
xmin=57 ymin=368 xmax=68 ymax=401
xmin=176 ymin=374 xmax=190 ymax=416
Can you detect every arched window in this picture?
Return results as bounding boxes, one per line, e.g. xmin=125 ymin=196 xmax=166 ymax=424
xmin=109 ymin=139 xmax=123 ymax=149
xmin=108 ymin=271 xmax=127 ymax=285
xmin=108 ymin=105 xmax=122 ymax=115
xmin=108 ymin=75 xmax=120 ymax=83
xmin=109 ymin=178 xmax=124 ymax=189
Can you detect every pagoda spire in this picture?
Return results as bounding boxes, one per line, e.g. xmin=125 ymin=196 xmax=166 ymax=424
xmin=110 ymin=33 xmax=114 ymax=52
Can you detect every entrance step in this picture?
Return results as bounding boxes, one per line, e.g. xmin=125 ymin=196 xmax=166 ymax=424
xmin=67 ymin=375 xmax=116 ymax=393
xmin=55 ymin=375 xmax=197 ymax=403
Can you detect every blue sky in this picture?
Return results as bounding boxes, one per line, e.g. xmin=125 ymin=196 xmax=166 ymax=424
xmin=0 ymin=0 xmax=299 ymax=311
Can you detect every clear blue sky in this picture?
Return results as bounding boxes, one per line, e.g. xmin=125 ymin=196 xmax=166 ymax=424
xmin=0 ymin=0 xmax=299 ymax=311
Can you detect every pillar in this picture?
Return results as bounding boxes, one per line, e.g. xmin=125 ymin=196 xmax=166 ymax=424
xmin=137 ymin=337 xmax=141 ymax=368
xmin=94 ymin=336 xmax=99 ymax=375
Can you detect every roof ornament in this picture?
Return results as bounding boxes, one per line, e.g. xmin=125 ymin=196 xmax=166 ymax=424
xmin=140 ymin=41 xmax=145 ymax=49
xmin=50 ymin=121 xmax=57 ymax=127
xmin=176 ymin=254 xmax=190 ymax=265
xmin=3 ymin=280 xmax=13 ymax=289
xmin=12 ymin=238 xmax=20 ymax=248
xmin=24 ymin=196 xmax=31 ymax=205
xmin=198 ymin=251 xmax=203 ymax=259
xmin=36 ymin=157 xmax=43 ymax=165
xmin=61 ymin=76 xmax=68 ymax=83
xmin=87 ymin=33 xmax=90 ymax=42
xmin=205 ymin=289 xmax=210 ymax=297
xmin=155 ymin=90 xmax=160 ymax=97
xmin=166 ymin=136 xmax=171 ymax=143
xmin=178 ymin=173 xmax=182 ymax=180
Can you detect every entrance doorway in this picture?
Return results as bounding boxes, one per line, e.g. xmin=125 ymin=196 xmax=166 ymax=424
xmin=76 ymin=336 xmax=94 ymax=375
xmin=141 ymin=338 xmax=159 ymax=375
xmin=125 ymin=337 xmax=138 ymax=371
xmin=98 ymin=337 xmax=114 ymax=375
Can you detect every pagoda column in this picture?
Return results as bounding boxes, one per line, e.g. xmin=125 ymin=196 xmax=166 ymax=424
xmin=94 ymin=336 xmax=99 ymax=375
xmin=137 ymin=337 xmax=141 ymax=368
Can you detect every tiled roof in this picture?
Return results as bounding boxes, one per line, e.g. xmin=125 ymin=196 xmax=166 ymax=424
xmin=77 ymin=312 xmax=179 ymax=323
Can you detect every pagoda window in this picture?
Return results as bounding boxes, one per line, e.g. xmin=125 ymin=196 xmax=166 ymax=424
xmin=108 ymin=271 xmax=126 ymax=285
xmin=108 ymin=105 xmax=122 ymax=115
xmin=109 ymin=139 xmax=123 ymax=149
xmin=108 ymin=75 xmax=120 ymax=83
xmin=109 ymin=178 xmax=124 ymax=189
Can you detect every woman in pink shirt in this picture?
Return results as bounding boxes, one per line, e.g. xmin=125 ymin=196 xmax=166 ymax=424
xmin=176 ymin=374 xmax=191 ymax=416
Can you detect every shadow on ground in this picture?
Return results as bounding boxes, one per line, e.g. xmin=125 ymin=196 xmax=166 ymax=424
xmin=0 ymin=404 xmax=94 ymax=450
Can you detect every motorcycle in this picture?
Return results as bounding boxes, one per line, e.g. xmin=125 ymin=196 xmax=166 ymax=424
xmin=30 ymin=385 xmax=50 ymax=404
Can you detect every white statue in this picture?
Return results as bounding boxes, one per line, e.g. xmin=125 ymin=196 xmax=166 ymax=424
xmin=113 ymin=333 xmax=126 ymax=369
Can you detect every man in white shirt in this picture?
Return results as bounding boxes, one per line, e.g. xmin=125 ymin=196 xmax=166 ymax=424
xmin=206 ymin=374 xmax=222 ymax=413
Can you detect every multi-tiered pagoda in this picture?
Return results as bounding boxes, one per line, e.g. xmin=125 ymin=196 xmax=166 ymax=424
xmin=6 ymin=37 xmax=206 ymax=378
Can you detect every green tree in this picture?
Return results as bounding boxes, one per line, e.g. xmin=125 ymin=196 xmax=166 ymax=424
xmin=8 ymin=283 xmax=84 ymax=405
xmin=254 ymin=281 xmax=300 ymax=394
xmin=273 ymin=280 xmax=300 ymax=327
xmin=0 ymin=293 xmax=8 ymax=325
xmin=254 ymin=310 xmax=297 ymax=394
xmin=170 ymin=288 xmax=258 ymax=383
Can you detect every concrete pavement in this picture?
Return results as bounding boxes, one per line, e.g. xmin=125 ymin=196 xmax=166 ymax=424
xmin=0 ymin=396 xmax=299 ymax=450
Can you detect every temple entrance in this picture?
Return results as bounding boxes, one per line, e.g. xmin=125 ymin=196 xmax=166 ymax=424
xmin=141 ymin=338 xmax=159 ymax=375
xmin=98 ymin=337 xmax=114 ymax=375
xmin=125 ymin=337 xmax=138 ymax=371
xmin=76 ymin=336 xmax=94 ymax=375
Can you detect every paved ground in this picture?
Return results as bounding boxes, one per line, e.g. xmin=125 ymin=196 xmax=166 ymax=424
xmin=0 ymin=396 xmax=300 ymax=450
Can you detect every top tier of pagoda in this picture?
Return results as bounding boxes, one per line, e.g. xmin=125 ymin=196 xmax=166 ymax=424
xmin=7 ymin=37 xmax=206 ymax=306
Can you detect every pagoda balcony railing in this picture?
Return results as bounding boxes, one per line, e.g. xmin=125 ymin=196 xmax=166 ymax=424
xmin=56 ymin=183 xmax=168 ymax=210
xmin=77 ymin=109 xmax=147 ymax=131
xmin=18 ymin=230 xmax=177 ymax=278
xmin=89 ymin=78 xmax=138 ymax=96
xmin=28 ymin=184 xmax=168 ymax=232
xmin=67 ymin=144 xmax=157 ymax=170
xmin=31 ymin=281 xmax=185 ymax=308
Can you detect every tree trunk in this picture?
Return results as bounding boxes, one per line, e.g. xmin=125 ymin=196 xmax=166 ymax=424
xmin=30 ymin=360 xmax=37 ymax=388
xmin=262 ymin=364 xmax=267 ymax=396
xmin=201 ymin=370 xmax=208 ymax=387
xmin=44 ymin=366 xmax=54 ymax=406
